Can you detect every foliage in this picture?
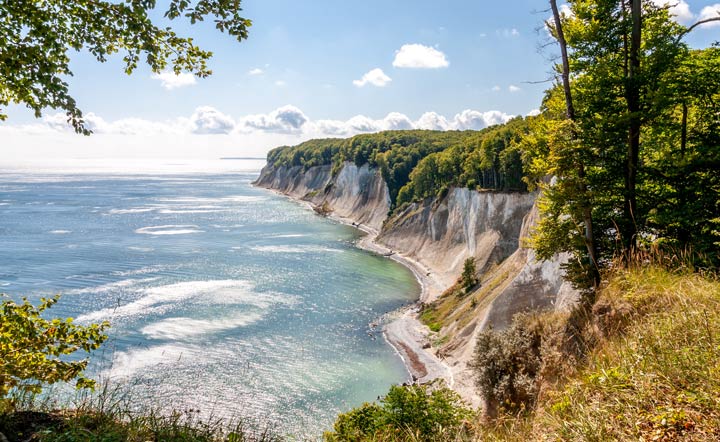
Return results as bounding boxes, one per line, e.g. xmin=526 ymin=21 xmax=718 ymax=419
xmin=0 ymin=393 xmax=282 ymax=441
xmin=324 ymin=384 xmax=473 ymax=442
xmin=0 ymin=0 xmax=251 ymax=133
xmin=526 ymin=1 xmax=720 ymax=287
xmin=0 ymin=295 xmax=108 ymax=411
xmin=266 ymin=138 xmax=345 ymax=172
xmin=459 ymin=258 xmax=478 ymax=294
xmin=470 ymin=316 xmax=542 ymax=416
xmin=267 ymin=121 xmax=532 ymax=210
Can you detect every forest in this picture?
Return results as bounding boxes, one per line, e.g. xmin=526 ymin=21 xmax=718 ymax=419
xmin=266 ymin=120 xmax=530 ymax=211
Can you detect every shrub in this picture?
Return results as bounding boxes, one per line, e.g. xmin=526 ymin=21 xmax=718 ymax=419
xmin=470 ymin=316 xmax=542 ymax=417
xmin=0 ymin=295 xmax=109 ymax=411
xmin=325 ymin=384 xmax=473 ymax=441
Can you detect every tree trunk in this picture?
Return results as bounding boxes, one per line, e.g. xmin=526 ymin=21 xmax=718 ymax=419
xmin=550 ymin=0 xmax=600 ymax=287
xmin=624 ymin=0 xmax=641 ymax=254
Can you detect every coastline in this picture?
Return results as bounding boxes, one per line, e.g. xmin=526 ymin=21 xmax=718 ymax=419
xmin=327 ymin=212 xmax=454 ymax=388
xmin=255 ymin=184 xmax=457 ymax=392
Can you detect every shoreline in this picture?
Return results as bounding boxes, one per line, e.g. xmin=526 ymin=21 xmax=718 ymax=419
xmin=254 ymin=184 xmax=455 ymax=389
xmin=327 ymin=212 xmax=454 ymax=387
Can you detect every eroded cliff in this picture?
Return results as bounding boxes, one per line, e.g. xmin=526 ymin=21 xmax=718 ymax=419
xmin=254 ymin=161 xmax=577 ymax=405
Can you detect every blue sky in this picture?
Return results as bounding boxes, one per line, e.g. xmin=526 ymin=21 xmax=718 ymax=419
xmin=2 ymin=0 xmax=719 ymax=163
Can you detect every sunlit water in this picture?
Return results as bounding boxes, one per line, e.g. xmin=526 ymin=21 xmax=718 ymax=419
xmin=0 ymin=159 xmax=419 ymax=436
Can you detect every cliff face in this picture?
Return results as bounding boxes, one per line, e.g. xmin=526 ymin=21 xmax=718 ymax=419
xmin=254 ymin=161 xmax=576 ymax=319
xmin=255 ymin=161 xmax=390 ymax=232
xmin=254 ymin=161 xmax=578 ymax=404
xmin=379 ymin=189 xmax=536 ymax=291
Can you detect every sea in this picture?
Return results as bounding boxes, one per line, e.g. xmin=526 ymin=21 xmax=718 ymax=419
xmin=0 ymin=158 xmax=420 ymax=436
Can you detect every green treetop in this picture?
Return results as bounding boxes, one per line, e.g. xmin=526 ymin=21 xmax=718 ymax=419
xmin=0 ymin=0 xmax=251 ymax=134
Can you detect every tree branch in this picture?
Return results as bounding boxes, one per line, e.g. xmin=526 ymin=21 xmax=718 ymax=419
xmin=675 ymin=15 xmax=720 ymax=44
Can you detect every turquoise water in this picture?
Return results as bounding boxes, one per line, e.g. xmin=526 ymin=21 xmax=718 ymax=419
xmin=0 ymin=160 xmax=419 ymax=435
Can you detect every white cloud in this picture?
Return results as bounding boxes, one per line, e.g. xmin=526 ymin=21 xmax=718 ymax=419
xmin=248 ymin=68 xmax=264 ymax=76
xmin=274 ymin=80 xmax=287 ymax=87
xmin=189 ymin=107 xmax=236 ymax=134
xmin=345 ymin=115 xmax=381 ymax=133
xmin=491 ymin=85 xmax=501 ymax=92
xmin=383 ymin=112 xmax=414 ymax=130
xmin=651 ymin=0 xmax=694 ymax=24
xmin=415 ymin=112 xmax=451 ymax=130
xmin=452 ymin=110 xmax=513 ymax=130
xmin=698 ymin=4 xmax=720 ymax=27
xmin=3 ymin=106 xmax=516 ymax=150
xmin=527 ymin=109 xmax=541 ymax=117
xmin=392 ymin=44 xmax=449 ymax=69
xmin=150 ymin=71 xmax=197 ymax=90
xmin=241 ymin=105 xmax=309 ymax=133
xmin=353 ymin=68 xmax=392 ymax=87
xmin=509 ymin=85 xmax=521 ymax=93
xmin=560 ymin=3 xmax=573 ymax=17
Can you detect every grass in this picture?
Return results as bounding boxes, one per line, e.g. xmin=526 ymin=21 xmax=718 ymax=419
xmin=0 ymin=387 xmax=282 ymax=442
xmin=478 ymin=264 xmax=720 ymax=441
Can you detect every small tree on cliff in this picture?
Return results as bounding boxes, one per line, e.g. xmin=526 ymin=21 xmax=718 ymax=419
xmin=460 ymin=257 xmax=479 ymax=294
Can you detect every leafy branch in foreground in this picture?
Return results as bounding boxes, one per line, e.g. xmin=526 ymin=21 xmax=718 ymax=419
xmin=0 ymin=0 xmax=251 ymax=133
xmin=0 ymin=294 xmax=109 ymax=411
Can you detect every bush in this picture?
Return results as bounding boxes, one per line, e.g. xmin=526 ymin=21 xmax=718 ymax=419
xmin=325 ymin=384 xmax=473 ymax=441
xmin=470 ymin=316 xmax=542 ymax=417
xmin=0 ymin=295 xmax=109 ymax=411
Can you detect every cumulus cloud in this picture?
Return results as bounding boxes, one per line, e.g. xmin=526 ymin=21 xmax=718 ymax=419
xmin=383 ymin=112 xmax=414 ymax=130
xmin=345 ymin=115 xmax=382 ymax=133
xmin=452 ymin=110 xmax=513 ymax=130
xmin=651 ymin=0 xmax=694 ymax=24
xmin=698 ymin=4 xmax=720 ymax=26
xmin=353 ymin=68 xmax=392 ymax=87
xmin=527 ymin=109 xmax=541 ymax=117
xmin=248 ymin=68 xmax=264 ymax=76
xmin=241 ymin=105 xmax=308 ymax=133
xmin=509 ymin=85 xmax=521 ymax=93
xmin=392 ymin=44 xmax=449 ymax=69
xmin=274 ymin=80 xmax=287 ymax=87
xmin=190 ymin=107 xmax=236 ymax=134
xmin=6 ymin=106 xmax=515 ymax=141
xmin=415 ymin=112 xmax=451 ymax=130
xmin=150 ymin=71 xmax=197 ymax=90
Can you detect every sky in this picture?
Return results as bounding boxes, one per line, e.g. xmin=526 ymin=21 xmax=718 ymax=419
xmin=2 ymin=0 xmax=719 ymax=164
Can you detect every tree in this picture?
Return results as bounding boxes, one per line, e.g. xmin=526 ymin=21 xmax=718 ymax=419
xmin=0 ymin=295 xmax=109 ymax=411
xmin=460 ymin=257 xmax=478 ymax=294
xmin=529 ymin=0 xmax=720 ymax=287
xmin=0 ymin=0 xmax=251 ymax=134
xmin=548 ymin=0 xmax=600 ymax=287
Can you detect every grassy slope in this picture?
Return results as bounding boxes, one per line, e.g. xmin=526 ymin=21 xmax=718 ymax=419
xmin=481 ymin=265 xmax=720 ymax=441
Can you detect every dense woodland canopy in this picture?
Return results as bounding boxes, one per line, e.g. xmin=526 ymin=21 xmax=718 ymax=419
xmin=266 ymin=120 xmax=531 ymax=210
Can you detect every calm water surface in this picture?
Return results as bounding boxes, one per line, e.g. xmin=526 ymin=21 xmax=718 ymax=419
xmin=0 ymin=160 xmax=419 ymax=435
